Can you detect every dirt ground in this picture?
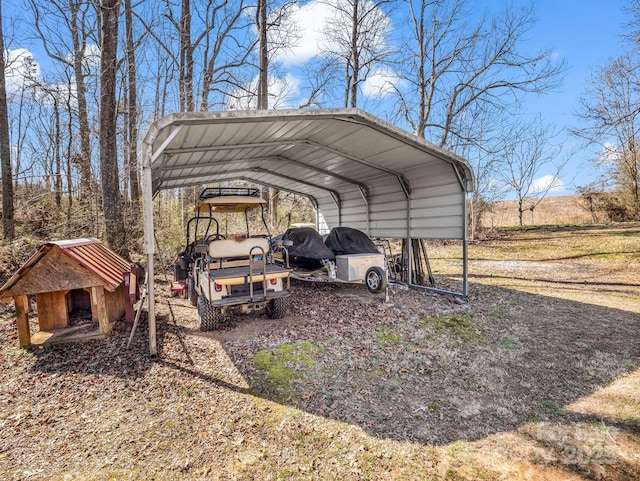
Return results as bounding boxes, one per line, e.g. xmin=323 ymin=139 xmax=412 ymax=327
xmin=0 ymin=223 xmax=638 ymax=480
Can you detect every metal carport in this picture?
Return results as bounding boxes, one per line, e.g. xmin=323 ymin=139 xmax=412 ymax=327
xmin=140 ymin=108 xmax=475 ymax=355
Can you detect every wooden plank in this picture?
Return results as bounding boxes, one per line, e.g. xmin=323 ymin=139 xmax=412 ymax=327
xmin=123 ymin=272 xmax=134 ymax=323
xmin=107 ymin=285 xmax=125 ymax=322
xmin=128 ymin=269 xmax=137 ymax=299
xmin=30 ymin=331 xmax=54 ymax=345
xmin=7 ymin=248 xmax=106 ymax=296
xmin=36 ymin=292 xmax=55 ymax=330
xmin=36 ymin=291 xmax=68 ymax=330
xmin=51 ymin=291 xmax=68 ymax=328
xmin=93 ymin=286 xmax=110 ymax=335
xmin=30 ymin=323 xmax=114 ymax=345
xmin=14 ymin=295 xmax=30 ymax=348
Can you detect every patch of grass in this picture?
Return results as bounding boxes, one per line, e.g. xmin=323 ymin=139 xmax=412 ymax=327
xmin=501 ymin=338 xmax=520 ymax=349
xmin=470 ymin=466 xmax=503 ymax=480
xmin=419 ymin=313 xmax=483 ymax=343
xmin=375 ymin=323 xmax=401 ymax=344
xmin=447 ymin=439 xmax=473 ymax=457
xmin=254 ymin=341 xmax=321 ymax=399
xmin=541 ymin=401 xmax=568 ymax=418
xmin=624 ymin=416 xmax=640 ymax=428
xmin=181 ymin=385 xmax=196 ymax=397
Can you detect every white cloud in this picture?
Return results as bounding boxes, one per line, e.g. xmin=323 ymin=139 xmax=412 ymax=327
xmin=225 ymin=73 xmax=301 ymax=110
xmin=361 ymin=69 xmax=406 ymax=98
xmin=275 ymin=1 xmax=335 ymax=66
xmin=83 ymin=43 xmax=101 ymax=69
xmin=64 ymin=42 xmax=101 ymax=71
xmin=4 ymin=48 xmax=39 ymax=94
xmin=274 ymin=0 xmax=392 ymax=67
xmin=598 ymin=142 xmax=620 ymax=165
xmin=531 ymin=174 xmax=564 ymax=195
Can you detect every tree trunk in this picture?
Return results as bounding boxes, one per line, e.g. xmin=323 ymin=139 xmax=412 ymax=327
xmin=53 ymin=96 xmax=62 ymax=210
xmin=65 ymin=78 xmax=74 ymax=234
xmin=0 ymin=1 xmax=15 ymax=240
xmin=69 ymin=1 xmax=93 ymax=201
xmin=349 ymin=0 xmax=359 ymax=108
xmin=124 ymin=0 xmax=140 ymax=212
xmin=255 ymin=0 xmax=274 ymax=219
xmin=518 ymin=200 xmax=524 ymax=226
xmin=180 ymin=0 xmax=195 ymax=112
xmin=257 ymin=0 xmax=268 ymax=109
xmin=99 ymin=0 xmax=129 ymax=259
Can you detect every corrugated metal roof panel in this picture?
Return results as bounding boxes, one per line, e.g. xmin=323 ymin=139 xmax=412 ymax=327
xmin=60 ymin=240 xmax=131 ymax=288
xmin=143 ymin=109 xmax=475 ymax=239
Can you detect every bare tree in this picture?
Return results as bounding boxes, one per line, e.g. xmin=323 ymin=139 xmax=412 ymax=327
xmin=199 ymin=0 xmax=252 ymax=111
xmin=496 ymin=117 xmax=566 ymax=226
xmin=573 ymin=52 xmax=640 ymax=219
xmin=256 ymin=0 xmax=268 ymax=109
xmin=253 ymin=0 xmax=300 ymax=225
xmin=396 ymin=0 xmax=565 ymax=147
xmin=134 ymin=0 xmax=195 ymax=112
xmin=256 ymin=0 xmax=277 ymax=222
xmin=453 ymin=104 xmax=509 ymax=236
xmin=4 ymin=54 xmax=39 ymax=198
xmin=322 ymin=0 xmax=393 ymax=108
xmin=296 ymin=59 xmax=337 ymax=108
xmin=29 ymin=0 xmax=97 ymax=201
xmin=123 ymin=0 xmax=140 ymax=212
xmin=137 ymin=0 xmax=253 ymax=113
xmin=98 ymin=0 xmax=129 ymax=258
xmin=0 ymin=0 xmax=14 ymax=240
xmin=624 ymin=0 xmax=640 ymax=45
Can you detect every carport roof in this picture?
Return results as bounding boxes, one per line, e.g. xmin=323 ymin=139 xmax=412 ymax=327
xmin=142 ymin=108 xmax=474 ymax=207
xmin=139 ymin=109 xmax=476 ymax=356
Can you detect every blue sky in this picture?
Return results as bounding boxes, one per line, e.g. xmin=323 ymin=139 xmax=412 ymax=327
xmin=274 ymin=0 xmax=632 ymax=196
xmin=2 ymin=0 xmax=633 ymax=198
xmin=515 ymin=0 xmax=629 ymax=194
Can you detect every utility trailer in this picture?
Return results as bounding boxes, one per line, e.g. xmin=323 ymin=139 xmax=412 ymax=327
xmin=276 ymin=227 xmax=389 ymax=295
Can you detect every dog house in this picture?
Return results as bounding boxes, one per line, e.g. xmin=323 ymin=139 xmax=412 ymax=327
xmin=0 ymin=238 xmax=138 ymax=347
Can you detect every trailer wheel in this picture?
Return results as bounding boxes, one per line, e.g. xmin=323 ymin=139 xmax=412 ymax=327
xmin=188 ymin=275 xmax=198 ymax=306
xmin=365 ymin=266 xmax=387 ymax=294
xmin=198 ymin=295 xmax=223 ymax=331
xmin=266 ymin=297 xmax=289 ymax=319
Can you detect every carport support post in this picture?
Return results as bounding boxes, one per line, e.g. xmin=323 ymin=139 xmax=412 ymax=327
xmin=406 ymin=196 xmax=413 ymax=286
xmin=462 ymin=193 xmax=469 ymax=297
xmin=141 ymin=161 xmax=157 ymax=356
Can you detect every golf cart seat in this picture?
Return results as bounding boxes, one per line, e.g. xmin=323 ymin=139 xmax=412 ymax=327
xmin=206 ymin=238 xmax=289 ymax=286
xmin=208 ymin=237 xmax=269 ymax=261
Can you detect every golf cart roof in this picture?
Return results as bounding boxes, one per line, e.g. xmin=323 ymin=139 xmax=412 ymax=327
xmin=193 ymin=186 xmax=267 ymax=213
xmin=195 ymin=195 xmax=267 ymax=213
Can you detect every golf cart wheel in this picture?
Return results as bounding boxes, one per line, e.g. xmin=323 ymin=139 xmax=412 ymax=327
xmin=266 ymin=297 xmax=289 ymax=319
xmin=188 ymin=275 xmax=197 ymax=306
xmin=197 ymin=295 xmax=223 ymax=331
xmin=365 ymin=266 xmax=387 ymax=294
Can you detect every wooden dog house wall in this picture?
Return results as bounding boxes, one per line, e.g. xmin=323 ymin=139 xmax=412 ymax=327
xmin=0 ymin=238 xmax=133 ymax=347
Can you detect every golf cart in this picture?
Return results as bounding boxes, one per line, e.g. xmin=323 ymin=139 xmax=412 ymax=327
xmin=189 ymin=188 xmax=292 ymax=331
xmin=171 ymin=203 xmax=222 ymax=302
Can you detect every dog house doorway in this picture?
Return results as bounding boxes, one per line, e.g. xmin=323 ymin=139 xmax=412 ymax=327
xmin=66 ymin=288 xmax=94 ymax=327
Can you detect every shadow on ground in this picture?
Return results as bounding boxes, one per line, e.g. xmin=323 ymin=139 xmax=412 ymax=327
xmin=157 ymin=281 xmax=640 ymax=445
